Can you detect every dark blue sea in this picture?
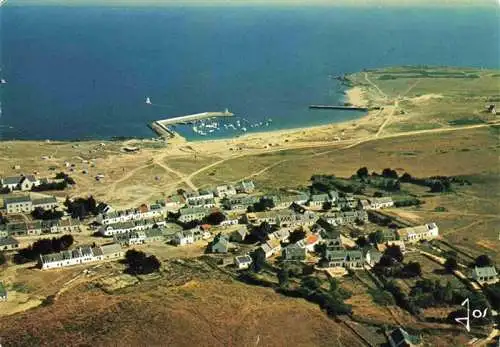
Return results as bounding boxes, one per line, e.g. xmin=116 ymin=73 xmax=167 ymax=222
xmin=0 ymin=5 xmax=498 ymax=140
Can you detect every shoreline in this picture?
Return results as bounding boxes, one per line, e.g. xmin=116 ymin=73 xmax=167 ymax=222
xmin=0 ymin=84 xmax=370 ymax=146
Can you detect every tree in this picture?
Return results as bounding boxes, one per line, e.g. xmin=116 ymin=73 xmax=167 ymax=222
xmin=278 ymin=267 xmax=290 ymax=289
xmin=289 ymin=229 xmax=306 ymax=244
xmin=0 ymin=252 xmax=6 ymax=266
xmin=384 ymin=245 xmax=404 ymax=263
xmin=329 ymin=278 xmax=339 ymax=294
xmin=203 ymin=211 xmax=226 ymax=225
xmin=87 ymin=196 xmax=97 ymax=215
xmin=444 ymin=257 xmax=458 ymax=273
xmin=301 ymin=276 xmax=321 ymax=293
xmin=0 ymin=213 xmax=9 ymax=225
xmin=475 ymin=254 xmax=493 ymax=267
xmin=355 ymin=236 xmax=368 ymax=248
xmin=444 ymin=281 xmax=453 ymax=303
xmin=382 ymin=168 xmax=398 ymax=179
xmin=322 ymin=201 xmax=332 ymax=210
xmin=251 ymin=250 xmax=266 ymax=273
xmin=400 ymin=172 xmax=413 ymax=183
xmin=31 ymin=207 xmax=64 ymax=221
xmin=368 ymin=230 xmax=385 ymax=244
xmin=314 ymin=243 xmax=326 ymax=257
xmin=403 ymin=262 xmax=422 ymax=277
xmin=356 ymin=167 xmax=369 ymax=179
xmin=124 ymin=249 xmax=161 ymax=275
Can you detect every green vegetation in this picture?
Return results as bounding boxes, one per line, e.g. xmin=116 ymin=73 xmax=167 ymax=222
xmin=124 ymin=250 xmax=161 ymax=275
xmin=368 ymin=287 xmax=395 ymax=306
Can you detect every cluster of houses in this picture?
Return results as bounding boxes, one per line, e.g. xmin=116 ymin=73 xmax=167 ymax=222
xmin=0 ymin=218 xmax=81 ymax=237
xmin=38 ymin=243 xmax=124 ymax=270
xmin=1 ymin=175 xmax=41 ymax=192
xmin=3 ymin=194 xmax=59 ymax=214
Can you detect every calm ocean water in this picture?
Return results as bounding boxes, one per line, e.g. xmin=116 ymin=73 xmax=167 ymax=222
xmin=0 ymin=5 xmax=498 ymax=140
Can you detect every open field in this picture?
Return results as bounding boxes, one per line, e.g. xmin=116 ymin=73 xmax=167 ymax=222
xmin=0 ymin=261 xmax=369 ymax=347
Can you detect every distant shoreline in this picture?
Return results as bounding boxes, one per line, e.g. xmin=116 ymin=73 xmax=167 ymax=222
xmin=0 ymin=79 xmax=369 ymax=145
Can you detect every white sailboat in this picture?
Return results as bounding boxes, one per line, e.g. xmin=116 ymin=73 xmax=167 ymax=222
xmin=0 ymin=79 xmax=6 ymax=84
xmin=145 ymin=97 xmax=152 ymax=105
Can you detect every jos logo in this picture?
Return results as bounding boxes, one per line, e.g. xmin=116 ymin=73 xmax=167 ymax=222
xmin=455 ymin=298 xmax=488 ymax=332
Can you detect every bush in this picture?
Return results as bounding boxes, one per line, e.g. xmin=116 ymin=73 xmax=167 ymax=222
xmin=368 ymin=288 xmax=395 ymax=306
xmin=394 ymin=198 xmax=423 ymax=207
xmin=444 ymin=257 xmax=458 ymax=273
xmin=475 ymin=254 xmax=493 ymax=267
xmin=484 ymin=283 xmax=500 ymax=310
xmin=14 ymin=235 xmax=74 ymax=264
xmin=0 ymin=252 xmax=6 ymax=266
xmin=65 ymin=196 xmax=98 ymax=220
xmin=124 ymin=249 xmax=161 ymax=275
xmin=202 ymin=211 xmax=226 ymax=225
xmin=31 ymin=207 xmax=64 ymax=221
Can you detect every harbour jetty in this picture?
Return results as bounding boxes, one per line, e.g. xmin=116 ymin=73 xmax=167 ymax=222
xmin=309 ymin=105 xmax=369 ymax=112
xmin=150 ymin=109 xmax=234 ymax=139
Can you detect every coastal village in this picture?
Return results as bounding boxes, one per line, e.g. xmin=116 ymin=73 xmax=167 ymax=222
xmin=0 ymin=168 xmax=498 ymax=346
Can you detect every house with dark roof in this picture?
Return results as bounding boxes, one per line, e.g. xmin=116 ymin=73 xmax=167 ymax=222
xmin=222 ymin=195 xmax=259 ymax=211
xmin=3 ymin=221 xmax=42 ymax=236
xmin=236 ymin=180 xmax=255 ymax=193
xmin=282 ymin=244 xmax=307 ymax=261
xmin=230 ymin=227 xmax=248 ymax=243
xmin=0 ymin=236 xmax=20 ymax=251
xmin=365 ymin=248 xmax=382 ymax=266
xmin=472 ymin=266 xmax=498 ymax=285
xmin=308 ymin=194 xmax=330 ymax=209
xmin=210 ymin=233 xmax=233 ymax=253
xmin=1 ymin=175 xmax=40 ymax=191
xmin=256 ymin=239 xmax=281 ymax=259
xmin=3 ymin=195 xmax=33 ymax=214
xmin=388 ymin=327 xmax=421 ymax=347
xmin=324 ymin=249 xmax=363 ymax=269
xmin=177 ymin=207 xmax=211 ymax=223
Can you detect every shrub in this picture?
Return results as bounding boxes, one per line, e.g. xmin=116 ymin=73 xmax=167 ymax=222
xmin=124 ymin=249 xmax=161 ymax=275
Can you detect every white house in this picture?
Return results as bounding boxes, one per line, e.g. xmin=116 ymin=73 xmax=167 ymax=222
xmin=236 ymin=180 xmax=255 ymax=194
xmin=472 ymin=266 xmax=498 ymax=285
xmin=396 ymin=223 xmax=439 ymax=243
xmin=177 ymin=207 xmax=211 ymax=223
xmin=0 ymin=236 xmax=20 ymax=251
xmin=308 ymin=194 xmax=330 ymax=209
xmin=1 ymin=175 xmax=40 ymax=191
xmin=256 ymin=240 xmax=281 ymax=259
xmin=234 ymin=255 xmax=253 ymax=270
xmin=96 ymin=204 xmax=166 ymax=225
xmin=4 ymin=195 xmax=58 ymax=214
xmin=369 ymin=197 xmax=394 ymax=210
xmin=39 ymin=243 xmax=124 ymax=270
xmin=172 ymin=229 xmax=205 ymax=246
xmin=99 ymin=219 xmax=166 ymax=237
xmin=365 ymin=249 xmax=382 ymax=266
xmin=4 ymin=196 xmax=33 ymax=214
xmin=295 ymin=234 xmax=321 ymax=252
xmin=184 ymin=190 xmax=214 ymax=205
xmin=220 ymin=218 xmax=238 ymax=227
xmin=214 ymin=184 xmax=237 ymax=198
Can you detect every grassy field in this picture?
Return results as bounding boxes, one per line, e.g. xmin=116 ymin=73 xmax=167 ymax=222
xmin=347 ymin=66 xmax=500 ymax=133
xmin=0 ymin=263 xmax=369 ymax=347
